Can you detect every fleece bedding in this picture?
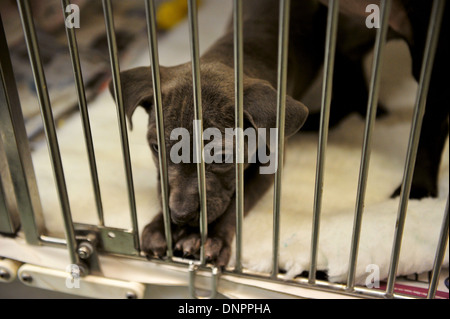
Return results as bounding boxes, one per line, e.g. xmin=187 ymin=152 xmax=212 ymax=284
xmin=27 ymin=0 xmax=448 ymax=286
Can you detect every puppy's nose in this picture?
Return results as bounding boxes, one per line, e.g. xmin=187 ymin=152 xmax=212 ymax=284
xmin=170 ymin=207 xmax=199 ymax=225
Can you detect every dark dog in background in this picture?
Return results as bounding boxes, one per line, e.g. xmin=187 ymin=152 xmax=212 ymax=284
xmin=311 ymin=0 xmax=449 ymax=200
xmin=112 ymin=0 xmax=449 ymax=266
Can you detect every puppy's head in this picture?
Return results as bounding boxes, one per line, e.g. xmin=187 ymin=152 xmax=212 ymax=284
xmin=111 ymin=63 xmax=308 ymax=226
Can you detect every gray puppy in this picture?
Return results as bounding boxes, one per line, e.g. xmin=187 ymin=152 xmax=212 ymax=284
xmin=115 ymin=0 xmax=316 ymax=265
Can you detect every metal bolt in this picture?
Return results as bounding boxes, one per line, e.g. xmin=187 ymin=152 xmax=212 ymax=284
xmin=125 ymin=291 xmax=137 ymax=299
xmin=21 ymin=273 xmax=33 ymax=283
xmin=77 ymin=242 xmax=93 ymax=259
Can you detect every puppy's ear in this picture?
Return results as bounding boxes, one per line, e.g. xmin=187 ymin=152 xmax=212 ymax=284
xmin=109 ymin=66 xmax=172 ymax=129
xmin=243 ymin=79 xmax=309 ymax=138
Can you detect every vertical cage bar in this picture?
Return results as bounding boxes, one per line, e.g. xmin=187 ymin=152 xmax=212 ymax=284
xmin=233 ymin=0 xmax=244 ymax=273
xmin=61 ymin=0 xmax=104 ymax=226
xmin=0 ymin=23 xmax=18 ymax=236
xmin=271 ymin=0 xmax=291 ymax=279
xmin=0 ymin=173 xmax=18 ymax=235
xmin=0 ymin=14 xmax=44 ymax=242
xmin=427 ymin=196 xmax=449 ymax=299
xmin=346 ymin=0 xmax=391 ymax=290
xmin=0 ymin=168 xmax=12 ymax=234
xmin=16 ymin=0 xmax=79 ymax=264
xmin=102 ymin=0 xmax=140 ymax=250
xmin=187 ymin=0 xmax=208 ymax=266
xmin=385 ymin=0 xmax=445 ymax=297
xmin=309 ymin=0 xmax=339 ymax=284
xmin=144 ymin=0 xmax=173 ymax=259
xmin=0 ymin=138 xmax=20 ymax=235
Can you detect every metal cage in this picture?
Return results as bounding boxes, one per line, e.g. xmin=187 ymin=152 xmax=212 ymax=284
xmin=0 ymin=0 xmax=448 ymax=299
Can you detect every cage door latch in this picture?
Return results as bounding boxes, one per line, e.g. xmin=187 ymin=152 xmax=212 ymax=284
xmin=188 ymin=262 xmax=220 ymax=299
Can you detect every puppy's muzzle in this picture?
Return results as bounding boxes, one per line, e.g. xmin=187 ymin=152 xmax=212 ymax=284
xmin=169 ymin=192 xmax=200 ymax=225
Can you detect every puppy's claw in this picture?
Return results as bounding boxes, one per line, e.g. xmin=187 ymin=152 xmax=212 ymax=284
xmin=175 ymin=233 xmax=201 ymax=257
xmin=174 ymin=232 xmax=231 ymax=267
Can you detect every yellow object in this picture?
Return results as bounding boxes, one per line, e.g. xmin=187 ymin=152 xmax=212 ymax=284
xmin=157 ymin=0 xmax=200 ymax=30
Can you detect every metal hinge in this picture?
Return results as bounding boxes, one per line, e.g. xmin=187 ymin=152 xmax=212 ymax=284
xmin=18 ymin=264 xmax=145 ymax=299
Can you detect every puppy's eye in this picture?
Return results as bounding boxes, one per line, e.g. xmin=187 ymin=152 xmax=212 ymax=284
xmin=151 ymin=143 xmax=159 ymax=153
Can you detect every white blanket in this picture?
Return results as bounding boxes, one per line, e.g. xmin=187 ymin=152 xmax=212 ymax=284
xmin=30 ymin=0 xmax=448 ymax=286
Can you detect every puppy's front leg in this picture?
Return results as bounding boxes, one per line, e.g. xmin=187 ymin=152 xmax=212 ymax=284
xmin=141 ymin=213 xmax=168 ymax=258
xmin=141 ymin=212 xmax=188 ymax=258
xmin=142 ymin=207 xmax=235 ymax=266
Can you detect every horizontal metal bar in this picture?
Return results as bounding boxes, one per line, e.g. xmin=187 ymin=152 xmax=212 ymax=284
xmin=18 ymin=264 xmax=146 ymax=299
xmin=272 ymin=0 xmax=291 ymax=279
xmin=17 ymin=0 xmax=78 ymax=264
xmin=187 ymin=0 xmax=208 ymax=266
xmin=61 ymin=0 xmax=104 ymax=226
xmin=385 ymin=0 xmax=445 ymax=297
xmin=309 ymin=0 xmax=339 ymax=284
xmin=39 ymin=235 xmax=68 ymax=247
xmin=346 ymin=0 xmax=391 ymax=290
xmin=2 ymin=234 xmax=418 ymax=299
xmin=102 ymin=0 xmax=140 ymax=251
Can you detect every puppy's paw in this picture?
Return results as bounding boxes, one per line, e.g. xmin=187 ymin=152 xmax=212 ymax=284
xmin=141 ymin=221 xmax=167 ymax=258
xmin=204 ymin=236 xmax=231 ymax=268
xmin=391 ymin=182 xmax=438 ymax=199
xmin=174 ymin=233 xmax=231 ymax=268
xmin=174 ymin=232 xmax=200 ymax=258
